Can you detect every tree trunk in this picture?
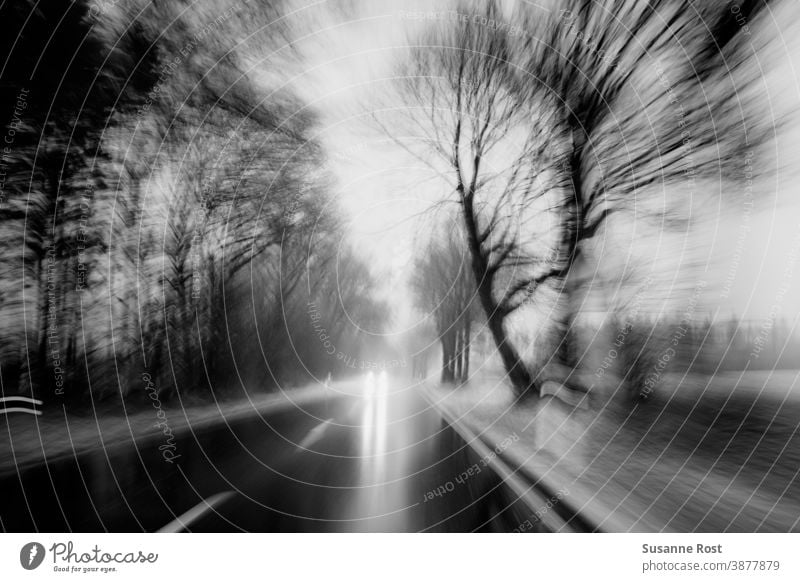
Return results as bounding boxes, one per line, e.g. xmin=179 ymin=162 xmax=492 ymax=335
xmin=555 ymin=285 xmax=579 ymax=371
xmin=554 ymin=150 xmax=584 ymax=376
xmin=440 ymin=332 xmax=454 ymax=383
xmin=463 ymin=317 xmax=471 ymax=381
xmin=448 ymin=327 xmax=456 ymax=380
xmin=454 ymin=326 xmax=463 ymax=381
xmin=460 ymin=192 xmax=535 ymax=396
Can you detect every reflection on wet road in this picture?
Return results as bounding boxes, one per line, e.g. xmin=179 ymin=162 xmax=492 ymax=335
xmin=1 ymin=377 xmax=527 ymax=532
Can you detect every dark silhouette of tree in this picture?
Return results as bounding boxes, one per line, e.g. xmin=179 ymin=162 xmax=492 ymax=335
xmin=509 ymin=0 xmax=779 ymax=383
xmin=0 ymin=0 xmax=160 ymax=399
xmin=0 ymin=0 xmax=388 ymax=404
xmin=390 ymin=2 xmax=566 ymax=396
xmin=393 ymin=0 xmax=780 ymax=396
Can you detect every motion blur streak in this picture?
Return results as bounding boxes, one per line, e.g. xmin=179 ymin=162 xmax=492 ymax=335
xmin=356 ymin=371 xmax=394 ymax=528
xmin=2 ymin=0 xmax=800 ymax=534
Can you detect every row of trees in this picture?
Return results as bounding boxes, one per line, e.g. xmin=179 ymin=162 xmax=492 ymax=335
xmin=394 ymin=0 xmax=779 ymax=396
xmin=616 ymin=315 xmax=800 ymax=380
xmin=411 ymin=229 xmax=476 ymax=383
xmin=0 ymin=0 xmax=385 ymax=404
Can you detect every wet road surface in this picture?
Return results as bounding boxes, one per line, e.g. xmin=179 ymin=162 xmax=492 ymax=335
xmin=1 ymin=377 xmax=531 ymax=532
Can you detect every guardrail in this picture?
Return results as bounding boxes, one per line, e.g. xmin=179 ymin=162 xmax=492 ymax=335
xmin=423 ymin=389 xmax=600 ymax=532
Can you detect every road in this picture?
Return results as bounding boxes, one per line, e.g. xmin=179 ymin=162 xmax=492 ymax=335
xmin=1 ymin=375 xmax=534 ymax=532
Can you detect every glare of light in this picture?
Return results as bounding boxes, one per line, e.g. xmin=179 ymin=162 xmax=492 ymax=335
xmin=361 ymin=371 xmax=376 ymax=459
xmin=363 ymin=371 xmax=375 ymax=396
xmin=374 ymin=370 xmax=389 ymax=479
xmin=360 ymin=369 xmax=391 ymax=486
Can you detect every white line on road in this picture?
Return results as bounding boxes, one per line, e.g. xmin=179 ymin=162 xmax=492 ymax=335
xmin=295 ymin=419 xmax=334 ymax=452
xmin=157 ymin=491 xmax=236 ymax=533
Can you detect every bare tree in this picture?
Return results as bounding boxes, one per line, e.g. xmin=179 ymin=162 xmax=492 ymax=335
xmin=411 ymin=225 xmax=477 ymax=384
xmin=507 ymin=0 xmax=780 ymax=383
xmin=0 ymin=0 xmax=378 ymax=402
xmin=390 ymin=1 xmax=566 ymax=395
xmin=393 ymin=0 xmax=780 ymax=397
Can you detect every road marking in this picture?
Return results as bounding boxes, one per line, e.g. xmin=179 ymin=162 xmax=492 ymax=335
xmin=296 ymin=419 xmax=333 ymax=452
xmin=157 ymin=491 xmax=236 ymax=533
